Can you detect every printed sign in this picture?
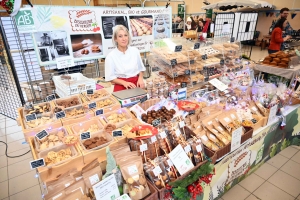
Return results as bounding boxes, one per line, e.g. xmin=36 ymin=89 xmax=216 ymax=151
xmin=93 ymin=174 xmax=120 ymax=200
xmin=15 ymin=8 xmax=36 ymax=33
xmin=56 ymin=111 xmax=66 ymax=119
xmin=169 ymin=145 xmax=194 ymax=175
xmin=231 ymin=127 xmax=242 ymax=152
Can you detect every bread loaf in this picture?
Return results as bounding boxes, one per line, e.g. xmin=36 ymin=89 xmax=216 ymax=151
xmin=278 ymin=63 xmax=288 ymax=68
xmin=281 ymin=58 xmax=290 ymax=64
xmin=273 ymin=58 xmax=280 ymax=63
xmin=263 ymin=60 xmax=270 ymax=64
xmin=270 ymin=61 xmax=278 ymax=66
xmin=270 ymin=53 xmax=277 ymax=58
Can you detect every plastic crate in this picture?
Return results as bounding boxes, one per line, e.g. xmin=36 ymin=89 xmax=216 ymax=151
xmin=53 ymin=73 xmax=96 ymax=97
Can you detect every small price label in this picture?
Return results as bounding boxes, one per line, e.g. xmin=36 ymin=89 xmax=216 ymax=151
xmin=179 ymin=121 xmax=185 ymax=128
xmin=173 ymin=72 xmax=178 ymax=77
xmin=24 ymin=102 xmax=33 ymax=110
xmin=189 ymin=60 xmax=195 ymax=65
xmin=35 ymin=130 xmax=48 ymax=140
xmin=46 ymin=94 xmax=56 ymax=102
xmin=191 ymin=71 xmax=196 ymax=75
xmin=220 ymin=59 xmax=225 ymax=65
xmin=175 ymin=45 xmax=182 ymax=52
xmin=175 ymin=129 xmax=181 ymax=136
xmin=153 ymin=165 xmax=163 ymax=176
xmin=194 ymin=42 xmax=200 ymax=49
xmin=151 ymin=136 xmax=157 ymax=143
xmin=25 ymin=113 xmax=37 ymax=122
xmin=181 ymin=82 xmax=187 ymax=88
xmin=140 ymin=95 xmax=148 ymax=103
xmin=189 ymin=110 xmax=195 ymax=115
xmin=185 ymin=70 xmax=190 ymax=75
xmin=204 ymin=77 xmax=209 ymax=82
xmin=184 ymin=145 xmax=191 ymax=153
xmin=88 ymin=102 xmax=96 ymax=109
xmin=81 ymin=132 xmax=91 ymax=140
xmin=192 ymin=81 xmax=197 ymax=85
xmin=30 ymin=158 xmax=45 ymax=169
xmin=171 ymin=59 xmax=177 ymax=66
xmin=56 ymin=111 xmax=66 ymax=119
xmin=152 ymin=118 xmax=161 ymax=127
xmin=140 ymin=143 xmax=148 ymax=152
xmin=196 ymin=144 xmax=202 ymax=152
xmin=112 ymin=130 xmax=123 ymax=137
xmin=230 ymin=37 xmax=235 ymax=43
xmin=160 ymin=131 xmax=167 ymax=139
xmin=95 ymin=109 xmax=104 ymax=116
xmin=202 ymin=54 xmax=206 ymax=60
xmin=86 ymin=89 xmax=94 ymax=95
xmin=167 ymin=159 xmax=173 ymax=166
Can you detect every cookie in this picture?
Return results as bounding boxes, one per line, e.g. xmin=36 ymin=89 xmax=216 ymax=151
xmin=83 ymin=139 xmax=92 ymax=146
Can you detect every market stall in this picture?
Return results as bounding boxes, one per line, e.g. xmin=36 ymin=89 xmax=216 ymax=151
xmin=9 ymin=3 xmax=300 ymax=200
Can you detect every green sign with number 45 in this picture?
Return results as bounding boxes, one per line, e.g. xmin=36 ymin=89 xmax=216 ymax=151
xmin=15 ymin=8 xmax=36 ymax=33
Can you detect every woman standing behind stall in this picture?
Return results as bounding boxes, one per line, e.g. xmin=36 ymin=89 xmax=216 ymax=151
xmin=196 ymin=18 xmax=204 ymax=33
xmin=268 ymin=18 xmax=291 ymax=54
xmin=105 ymin=25 xmax=145 ymax=92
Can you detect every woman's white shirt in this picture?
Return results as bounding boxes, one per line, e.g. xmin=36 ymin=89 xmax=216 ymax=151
xmin=105 ymin=46 xmax=145 ymax=81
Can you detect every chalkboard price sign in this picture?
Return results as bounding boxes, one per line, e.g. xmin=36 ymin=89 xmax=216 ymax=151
xmin=87 ymin=89 xmax=94 ymax=95
xmin=173 ymin=72 xmax=178 ymax=77
xmin=189 ymin=110 xmax=195 ymax=115
xmin=36 ymin=130 xmax=48 ymax=140
xmin=230 ymin=37 xmax=235 ymax=43
xmin=80 ymin=132 xmax=91 ymax=140
xmin=189 ymin=60 xmax=195 ymax=65
xmin=46 ymin=94 xmax=56 ymax=102
xmin=30 ymin=158 xmax=45 ymax=169
xmin=25 ymin=113 xmax=37 ymax=122
xmin=112 ymin=130 xmax=123 ymax=137
xmin=152 ymin=118 xmax=161 ymax=127
xmin=185 ymin=70 xmax=190 ymax=75
xmin=171 ymin=59 xmax=177 ymax=66
xmin=220 ymin=59 xmax=225 ymax=65
xmin=175 ymin=45 xmax=182 ymax=52
xmin=56 ymin=111 xmax=66 ymax=119
xmin=95 ymin=109 xmax=104 ymax=116
xmin=140 ymin=95 xmax=148 ymax=103
xmin=181 ymin=82 xmax=187 ymax=88
xmin=88 ymin=102 xmax=97 ymax=109
xmin=194 ymin=43 xmax=200 ymax=49
xmin=193 ymin=81 xmax=197 ymax=85
xmin=191 ymin=71 xmax=196 ymax=75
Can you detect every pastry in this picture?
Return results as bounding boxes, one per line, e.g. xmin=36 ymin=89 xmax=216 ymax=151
xmin=91 ymin=45 xmax=101 ymax=53
xmin=156 ymin=25 xmax=165 ymax=33
xmin=81 ymin=49 xmax=89 ymax=55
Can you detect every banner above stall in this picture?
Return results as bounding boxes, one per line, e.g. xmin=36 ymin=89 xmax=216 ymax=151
xmin=15 ymin=6 xmax=172 ymax=66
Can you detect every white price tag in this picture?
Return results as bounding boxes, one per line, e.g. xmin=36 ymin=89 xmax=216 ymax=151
xmin=196 ymin=145 xmax=202 ymax=152
xmin=56 ymin=56 xmax=75 ymax=69
xmin=201 ymin=135 xmax=208 ymax=142
xmin=175 ymin=129 xmax=181 ymax=137
xmin=251 ymin=106 xmax=258 ymax=112
xmin=167 ymin=159 xmax=173 ymax=166
xmin=179 ymin=121 xmax=185 ymax=128
xmin=151 ymin=136 xmax=157 ymax=143
xmin=209 ymin=134 xmax=217 ymax=140
xmin=209 ymin=78 xmax=228 ymax=91
xmin=230 ymin=114 xmax=236 ymax=120
xmin=224 ymin=117 xmax=231 ymax=123
xmin=184 ymin=145 xmax=191 ymax=153
xmin=152 ymin=166 xmax=163 ymax=176
xmin=160 ymin=131 xmax=167 ymax=139
xmin=231 ymin=127 xmax=243 ymax=152
xmin=267 ymin=105 xmax=278 ymax=125
xmin=140 ymin=144 xmax=148 ymax=152
xmin=208 ymin=121 xmax=213 ymax=125
xmin=217 ymin=126 xmax=224 ymax=131
xmin=212 ymin=129 xmax=218 ymax=133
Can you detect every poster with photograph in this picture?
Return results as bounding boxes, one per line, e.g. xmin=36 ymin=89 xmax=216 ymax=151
xmin=33 ymin=31 xmax=70 ymax=63
xmin=70 ymin=33 xmax=103 ymax=60
xmin=18 ymin=6 xmax=172 ymax=66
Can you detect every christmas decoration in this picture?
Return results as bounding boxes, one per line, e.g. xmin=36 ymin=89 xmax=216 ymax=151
xmin=164 ymin=162 xmax=215 ymax=200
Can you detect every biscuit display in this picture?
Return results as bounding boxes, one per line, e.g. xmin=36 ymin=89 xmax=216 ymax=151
xmin=105 ymin=113 xmax=127 ymax=124
xmin=83 ymin=136 xmax=108 ymax=150
xmin=65 ymin=107 xmax=85 ymax=117
xmin=96 ymin=98 xmax=114 ymax=108
xmin=44 ymin=148 xmax=72 ymax=166
xmin=26 ymin=116 xmax=54 ymax=129
xmin=36 ymin=129 xmax=66 ymax=151
xmin=79 ymin=124 xmax=101 ymax=134
xmin=56 ymin=97 xmax=81 ymax=108
xmin=24 ymin=103 xmax=51 ymax=115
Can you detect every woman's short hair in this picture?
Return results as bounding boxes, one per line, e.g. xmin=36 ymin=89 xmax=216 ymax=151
xmin=112 ymin=25 xmax=131 ymax=47
xmin=274 ymin=18 xmax=287 ymax=30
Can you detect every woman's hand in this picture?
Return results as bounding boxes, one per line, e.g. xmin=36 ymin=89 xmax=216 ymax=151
xmin=123 ymin=81 xmax=136 ymax=89
xmin=137 ymin=77 xmax=145 ymax=88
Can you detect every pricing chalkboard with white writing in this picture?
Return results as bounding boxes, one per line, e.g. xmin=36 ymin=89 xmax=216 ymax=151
xmin=36 ymin=130 xmax=48 ymax=140
xmin=30 ymin=158 xmax=45 ymax=169
xmin=95 ymin=109 xmax=104 ymax=116
xmin=81 ymin=132 xmax=91 ymax=140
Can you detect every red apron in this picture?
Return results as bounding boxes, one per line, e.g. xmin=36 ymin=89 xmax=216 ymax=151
xmin=113 ymin=75 xmax=139 ymax=92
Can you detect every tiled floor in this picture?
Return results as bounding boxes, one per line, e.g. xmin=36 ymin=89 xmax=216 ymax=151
xmin=1 ymin=113 xmax=300 ymax=200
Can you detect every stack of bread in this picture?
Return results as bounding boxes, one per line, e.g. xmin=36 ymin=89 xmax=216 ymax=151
xmin=262 ymin=51 xmax=290 ymax=68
